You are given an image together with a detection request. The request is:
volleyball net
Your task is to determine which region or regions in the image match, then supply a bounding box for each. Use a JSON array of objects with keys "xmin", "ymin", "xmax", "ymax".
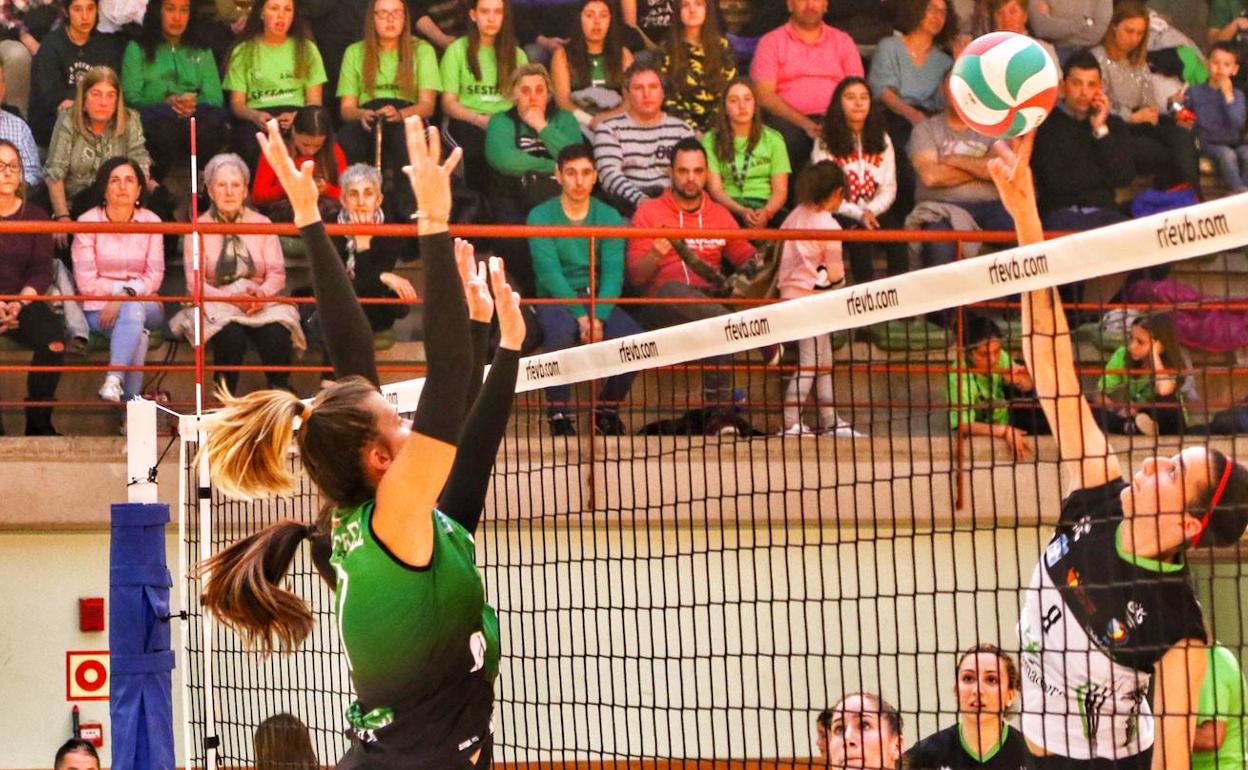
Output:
[{"xmin": 167, "ymin": 193, "xmax": 1248, "ymax": 768}]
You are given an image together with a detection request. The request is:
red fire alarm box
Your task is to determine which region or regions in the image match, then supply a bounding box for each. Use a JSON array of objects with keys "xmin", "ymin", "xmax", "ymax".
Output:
[
  {"xmin": 79, "ymin": 598, "xmax": 104, "ymax": 632},
  {"xmin": 79, "ymin": 722, "xmax": 104, "ymax": 748}
]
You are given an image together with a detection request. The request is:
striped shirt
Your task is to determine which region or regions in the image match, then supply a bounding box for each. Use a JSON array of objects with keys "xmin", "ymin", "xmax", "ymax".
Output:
[
  {"xmin": 591, "ymin": 112, "xmax": 693, "ymax": 206},
  {"xmin": 0, "ymin": 111, "xmax": 41, "ymax": 187}
]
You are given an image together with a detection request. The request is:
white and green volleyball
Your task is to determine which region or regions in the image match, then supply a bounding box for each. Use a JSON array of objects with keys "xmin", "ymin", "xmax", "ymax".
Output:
[{"xmin": 949, "ymin": 31, "xmax": 1060, "ymax": 138}]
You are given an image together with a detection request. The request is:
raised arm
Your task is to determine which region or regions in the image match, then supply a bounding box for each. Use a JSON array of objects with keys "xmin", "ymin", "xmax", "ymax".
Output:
[
  {"xmin": 438, "ymin": 257, "xmax": 525, "ymax": 534},
  {"xmin": 256, "ymin": 120, "xmax": 379, "ymax": 384},
  {"xmin": 990, "ymin": 134, "xmax": 1121, "ymax": 492}
]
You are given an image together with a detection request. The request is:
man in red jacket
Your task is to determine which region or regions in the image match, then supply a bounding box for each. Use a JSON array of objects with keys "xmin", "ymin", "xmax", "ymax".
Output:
[{"xmin": 626, "ymin": 137, "xmax": 760, "ymax": 436}]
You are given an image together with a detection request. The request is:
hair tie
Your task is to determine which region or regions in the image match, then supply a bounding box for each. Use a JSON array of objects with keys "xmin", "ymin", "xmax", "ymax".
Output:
[
  {"xmin": 303, "ymin": 523, "xmax": 318, "ymax": 540},
  {"xmin": 293, "ymin": 400, "xmax": 312, "ymax": 423},
  {"xmin": 1192, "ymin": 458, "xmax": 1235, "ymax": 549}
]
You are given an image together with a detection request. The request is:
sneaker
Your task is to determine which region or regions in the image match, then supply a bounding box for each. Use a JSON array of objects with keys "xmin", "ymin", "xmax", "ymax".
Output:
[
  {"xmin": 593, "ymin": 410, "xmax": 627, "ymax": 436},
  {"xmin": 704, "ymin": 414, "xmax": 739, "ymax": 437},
  {"xmin": 825, "ymin": 422, "xmax": 865, "ymax": 438},
  {"xmin": 549, "ymin": 412, "xmax": 577, "ymax": 436},
  {"xmin": 759, "ymin": 343, "xmax": 784, "ymax": 366},
  {"xmin": 98, "ymin": 375, "xmax": 123, "ymax": 402},
  {"xmin": 1133, "ymin": 412, "xmax": 1157, "ymax": 436},
  {"xmin": 778, "ymin": 423, "xmax": 818, "ymax": 437}
]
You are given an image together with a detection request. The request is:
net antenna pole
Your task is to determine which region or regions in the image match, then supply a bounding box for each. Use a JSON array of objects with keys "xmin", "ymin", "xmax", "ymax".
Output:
[{"xmin": 188, "ymin": 116, "xmax": 220, "ymax": 770}]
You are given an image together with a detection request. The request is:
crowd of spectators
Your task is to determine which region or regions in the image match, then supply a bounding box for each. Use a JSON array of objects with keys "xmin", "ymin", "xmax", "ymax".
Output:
[{"xmin": 0, "ymin": 0, "xmax": 1237, "ymax": 437}]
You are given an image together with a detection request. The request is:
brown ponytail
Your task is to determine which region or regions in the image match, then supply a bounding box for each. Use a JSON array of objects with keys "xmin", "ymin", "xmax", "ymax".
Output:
[{"xmin": 197, "ymin": 519, "xmax": 318, "ymax": 653}]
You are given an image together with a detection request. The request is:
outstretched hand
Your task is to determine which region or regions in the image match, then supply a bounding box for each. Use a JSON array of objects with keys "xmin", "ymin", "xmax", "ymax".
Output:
[
  {"xmin": 489, "ymin": 257, "xmax": 525, "ymax": 351},
  {"xmin": 256, "ymin": 120, "xmax": 322, "ymax": 228},
  {"xmin": 402, "ymin": 115, "xmax": 461, "ymax": 234},
  {"xmin": 456, "ymin": 238, "xmax": 493, "ymax": 322},
  {"xmin": 987, "ymin": 132, "xmax": 1042, "ymax": 241}
]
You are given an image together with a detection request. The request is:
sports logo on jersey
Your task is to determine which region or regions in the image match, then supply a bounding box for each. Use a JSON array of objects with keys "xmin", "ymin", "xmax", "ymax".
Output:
[
  {"xmin": 1105, "ymin": 618, "xmax": 1129, "ymax": 644},
  {"xmin": 1045, "ymin": 534, "xmax": 1071, "ymax": 567},
  {"xmin": 1066, "ymin": 568, "xmax": 1080, "ymax": 587},
  {"xmin": 1125, "ymin": 600, "xmax": 1147, "ymax": 628},
  {"xmin": 1072, "ymin": 515, "xmax": 1093, "ymax": 541},
  {"xmin": 468, "ymin": 630, "xmax": 487, "ymax": 673}
]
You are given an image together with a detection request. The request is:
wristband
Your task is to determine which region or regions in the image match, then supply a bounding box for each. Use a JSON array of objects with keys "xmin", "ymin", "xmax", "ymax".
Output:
[{"xmin": 54, "ymin": 213, "xmax": 70, "ymax": 221}]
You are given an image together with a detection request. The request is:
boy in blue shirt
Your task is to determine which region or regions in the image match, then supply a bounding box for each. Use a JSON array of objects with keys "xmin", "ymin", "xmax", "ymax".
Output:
[{"xmin": 1188, "ymin": 42, "xmax": 1248, "ymax": 192}]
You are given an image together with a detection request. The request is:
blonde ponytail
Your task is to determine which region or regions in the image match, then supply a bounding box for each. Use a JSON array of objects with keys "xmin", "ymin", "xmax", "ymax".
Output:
[{"xmin": 199, "ymin": 388, "xmax": 308, "ymax": 501}]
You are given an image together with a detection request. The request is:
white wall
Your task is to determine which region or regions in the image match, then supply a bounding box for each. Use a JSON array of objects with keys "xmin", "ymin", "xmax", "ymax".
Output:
[{"xmin": 0, "ymin": 532, "xmax": 184, "ymax": 770}]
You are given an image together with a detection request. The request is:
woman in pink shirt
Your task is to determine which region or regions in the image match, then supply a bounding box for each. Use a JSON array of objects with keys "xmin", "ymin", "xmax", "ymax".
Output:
[
  {"xmin": 776, "ymin": 161, "xmax": 861, "ymax": 438},
  {"xmin": 171, "ymin": 152, "xmax": 304, "ymax": 394},
  {"xmin": 72, "ymin": 157, "xmax": 165, "ymax": 402}
]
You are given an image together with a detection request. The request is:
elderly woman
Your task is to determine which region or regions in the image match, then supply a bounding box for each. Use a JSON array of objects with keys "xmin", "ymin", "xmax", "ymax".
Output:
[
  {"xmin": 43, "ymin": 66, "xmax": 154, "ymax": 240},
  {"xmin": 987, "ymin": 0, "xmax": 1059, "ymax": 65},
  {"xmin": 71, "ymin": 157, "xmax": 164, "ymax": 403},
  {"xmin": 1091, "ymin": 1, "xmax": 1199, "ymax": 191},
  {"xmin": 298, "ymin": 162, "xmax": 415, "ymax": 388},
  {"xmin": 333, "ymin": 163, "xmax": 416, "ymax": 333},
  {"xmin": 484, "ymin": 62, "xmax": 582, "ymax": 213},
  {"xmin": 0, "ymin": 139, "xmax": 63, "ymax": 436},
  {"xmin": 171, "ymin": 153, "xmax": 303, "ymax": 395}
]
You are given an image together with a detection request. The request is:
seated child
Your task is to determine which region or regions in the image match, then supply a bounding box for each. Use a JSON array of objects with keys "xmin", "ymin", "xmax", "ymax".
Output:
[
  {"xmin": 946, "ymin": 314, "xmax": 1045, "ymax": 460},
  {"xmin": 1093, "ymin": 312, "xmax": 1188, "ymax": 435},
  {"xmin": 1188, "ymin": 42, "xmax": 1248, "ymax": 193}
]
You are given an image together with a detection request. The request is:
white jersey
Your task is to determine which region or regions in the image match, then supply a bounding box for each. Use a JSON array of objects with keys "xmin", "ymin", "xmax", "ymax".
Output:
[
  {"xmin": 1018, "ymin": 560, "xmax": 1153, "ymax": 760},
  {"xmin": 1016, "ymin": 480, "xmax": 1206, "ymax": 761}
]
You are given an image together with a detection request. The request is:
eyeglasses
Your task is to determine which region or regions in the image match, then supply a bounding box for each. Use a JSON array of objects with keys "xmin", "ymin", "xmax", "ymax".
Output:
[
  {"xmin": 374, "ymin": 9, "xmax": 403, "ymax": 20},
  {"xmin": 0, "ymin": 161, "xmax": 21, "ymax": 175}
]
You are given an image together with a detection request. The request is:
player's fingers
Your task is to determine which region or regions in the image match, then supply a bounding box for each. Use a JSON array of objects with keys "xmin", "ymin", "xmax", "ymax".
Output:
[
  {"xmin": 440, "ymin": 146, "xmax": 463, "ymax": 177},
  {"xmin": 404, "ymin": 114, "xmax": 428, "ymax": 165}
]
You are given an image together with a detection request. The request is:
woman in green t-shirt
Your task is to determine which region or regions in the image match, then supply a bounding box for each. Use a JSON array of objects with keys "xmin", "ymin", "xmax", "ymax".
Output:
[
  {"xmin": 122, "ymin": 0, "xmax": 227, "ymax": 183},
  {"xmin": 550, "ymin": 0, "xmax": 634, "ymax": 132},
  {"xmin": 440, "ymin": 0, "xmax": 526, "ymax": 192},
  {"xmin": 703, "ymin": 78, "xmax": 789, "ymax": 228},
  {"xmin": 337, "ymin": 0, "xmax": 442, "ymax": 174},
  {"xmin": 222, "ymin": 0, "xmax": 327, "ymax": 166}
]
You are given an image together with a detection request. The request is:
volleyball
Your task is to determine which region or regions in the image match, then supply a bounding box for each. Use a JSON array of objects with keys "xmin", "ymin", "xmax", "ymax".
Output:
[{"xmin": 949, "ymin": 31, "xmax": 1060, "ymax": 138}]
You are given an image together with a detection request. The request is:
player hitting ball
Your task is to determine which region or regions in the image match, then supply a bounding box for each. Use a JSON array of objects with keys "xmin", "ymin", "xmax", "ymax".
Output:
[
  {"xmin": 197, "ymin": 115, "xmax": 525, "ymax": 769},
  {"xmin": 979, "ymin": 125, "xmax": 1248, "ymax": 770}
]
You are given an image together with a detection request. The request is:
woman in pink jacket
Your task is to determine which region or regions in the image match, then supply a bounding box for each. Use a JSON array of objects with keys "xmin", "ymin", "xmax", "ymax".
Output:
[
  {"xmin": 72, "ymin": 157, "xmax": 165, "ymax": 403},
  {"xmin": 171, "ymin": 153, "xmax": 304, "ymax": 394}
]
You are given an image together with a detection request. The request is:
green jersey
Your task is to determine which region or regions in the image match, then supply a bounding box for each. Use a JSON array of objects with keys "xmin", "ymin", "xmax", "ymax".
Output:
[
  {"xmin": 330, "ymin": 500, "xmax": 499, "ymax": 763},
  {"xmin": 1193, "ymin": 645, "xmax": 1248, "ymax": 770},
  {"xmin": 947, "ymin": 348, "xmax": 1013, "ymax": 429},
  {"xmin": 439, "ymin": 36, "xmax": 528, "ymax": 115},
  {"xmin": 336, "ymin": 39, "xmax": 442, "ymax": 103},
  {"xmin": 222, "ymin": 37, "xmax": 327, "ymax": 109}
]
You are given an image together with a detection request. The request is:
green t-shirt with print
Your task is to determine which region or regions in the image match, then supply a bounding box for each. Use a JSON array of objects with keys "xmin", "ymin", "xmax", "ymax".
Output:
[
  {"xmin": 1193, "ymin": 645, "xmax": 1247, "ymax": 770},
  {"xmin": 336, "ymin": 39, "xmax": 442, "ymax": 103},
  {"xmin": 947, "ymin": 348, "xmax": 1013, "ymax": 429},
  {"xmin": 439, "ymin": 35, "xmax": 528, "ymax": 115},
  {"xmin": 702, "ymin": 126, "xmax": 791, "ymax": 205},
  {"xmin": 222, "ymin": 37, "xmax": 327, "ymax": 109}
]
